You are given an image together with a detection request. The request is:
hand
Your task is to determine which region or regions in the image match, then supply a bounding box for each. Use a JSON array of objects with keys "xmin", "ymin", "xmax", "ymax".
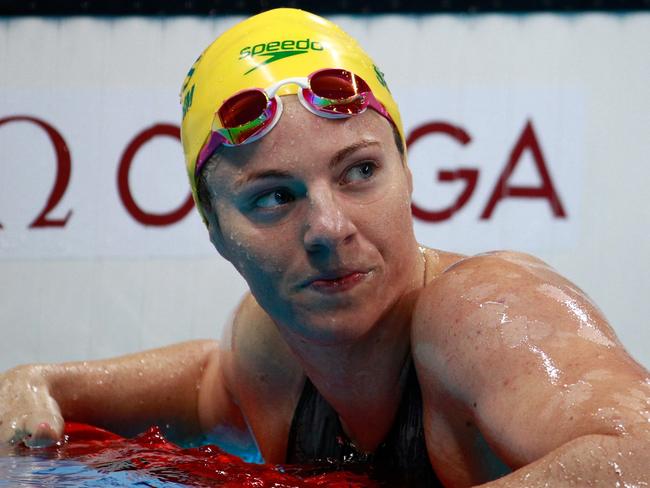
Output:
[{"xmin": 0, "ymin": 365, "xmax": 64, "ymax": 447}]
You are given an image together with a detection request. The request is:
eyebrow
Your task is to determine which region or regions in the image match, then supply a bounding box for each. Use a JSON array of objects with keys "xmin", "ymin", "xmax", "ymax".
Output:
[
  {"xmin": 233, "ymin": 169, "xmax": 293, "ymax": 190},
  {"xmin": 329, "ymin": 139, "xmax": 381, "ymax": 169},
  {"xmin": 233, "ymin": 139, "xmax": 381, "ymax": 190}
]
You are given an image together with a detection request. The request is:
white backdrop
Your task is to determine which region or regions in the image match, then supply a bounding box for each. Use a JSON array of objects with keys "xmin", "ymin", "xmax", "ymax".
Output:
[{"xmin": 1, "ymin": 13, "xmax": 648, "ymax": 370}]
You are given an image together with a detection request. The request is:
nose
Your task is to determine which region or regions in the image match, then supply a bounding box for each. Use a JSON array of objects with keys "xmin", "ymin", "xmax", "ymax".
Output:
[{"xmin": 302, "ymin": 184, "xmax": 357, "ymax": 255}]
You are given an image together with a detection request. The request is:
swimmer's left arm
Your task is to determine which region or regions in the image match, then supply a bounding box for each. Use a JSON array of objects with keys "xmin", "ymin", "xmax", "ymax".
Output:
[{"xmin": 413, "ymin": 251, "xmax": 650, "ymax": 487}]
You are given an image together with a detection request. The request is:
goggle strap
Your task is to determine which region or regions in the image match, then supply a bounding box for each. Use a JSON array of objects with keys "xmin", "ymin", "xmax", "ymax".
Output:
[{"xmin": 196, "ymin": 132, "xmax": 226, "ymax": 176}]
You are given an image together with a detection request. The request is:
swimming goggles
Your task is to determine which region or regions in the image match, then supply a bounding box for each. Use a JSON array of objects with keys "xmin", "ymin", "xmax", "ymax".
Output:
[{"xmin": 195, "ymin": 68, "xmax": 394, "ymax": 176}]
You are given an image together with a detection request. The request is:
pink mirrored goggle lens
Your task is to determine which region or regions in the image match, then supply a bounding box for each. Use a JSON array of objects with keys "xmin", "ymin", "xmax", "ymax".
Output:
[{"xmin": 303, "ymin": 69, "xmax": 371, "ymax": 115}]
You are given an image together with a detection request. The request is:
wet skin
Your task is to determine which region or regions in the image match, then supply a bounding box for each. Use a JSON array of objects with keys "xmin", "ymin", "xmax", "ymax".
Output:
[
  {"xmin": 198, "ymin": 97, "xmax": 650, "ymax": 485},
  {"xmin": 1, "ymin": 96, "xmax": 649, "ymax": 487},
  {"xmin": 412, "ymin": 254, "xmax": 650, "ymax": 486}
]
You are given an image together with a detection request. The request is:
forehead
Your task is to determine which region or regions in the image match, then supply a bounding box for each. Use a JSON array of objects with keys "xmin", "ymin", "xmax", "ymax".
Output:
[{"xmin": 203, "ymin": 95, "xmax": 397, "ymax": 187}]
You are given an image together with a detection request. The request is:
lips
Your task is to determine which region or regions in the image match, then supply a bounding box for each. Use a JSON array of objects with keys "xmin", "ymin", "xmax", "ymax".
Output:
[{"xmin": 303, "ymin": 269, "xmax": 371, "ymax": 293}]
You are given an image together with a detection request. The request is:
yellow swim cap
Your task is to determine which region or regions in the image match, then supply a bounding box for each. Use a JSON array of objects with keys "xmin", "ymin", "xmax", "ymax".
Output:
[{"xmin": 179, "ymin": 8, "xmax": 404, "ymax": 221}]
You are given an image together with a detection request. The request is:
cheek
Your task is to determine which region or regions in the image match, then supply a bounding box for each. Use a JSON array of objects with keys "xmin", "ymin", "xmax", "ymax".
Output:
[
  {"xmin": 352, "ymin": 181, "xmax": 414, "ymax": 266},
  {"xmin": 372, "ymin": 176, "xmax": 414, "ymax": 235},
  {"xmin": 375, "ymin": 179, "xmax": 416, "ymax": 262},
  {"xmin": 217, "ymin": 212, "xmax": 292, "ymax": 289}
]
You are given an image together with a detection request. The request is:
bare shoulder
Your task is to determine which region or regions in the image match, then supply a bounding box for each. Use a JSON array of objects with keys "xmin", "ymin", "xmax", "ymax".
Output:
[
  {"xmin": 412, "ymin": 249, "xmax": 641, "ymax": 391},
  {"xmin": 412, "ymin": 250, "xmax": 649, "ymax": 469},
  {"xmin": 413, "ymin": 249, "xmax": 617, "ymax": 351}
]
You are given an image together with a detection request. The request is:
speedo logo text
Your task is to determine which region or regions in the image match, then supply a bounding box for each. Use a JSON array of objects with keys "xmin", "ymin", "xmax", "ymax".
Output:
[{"xmin": 239, "ymin": 38, "xmax": 324, "ymax": 74}]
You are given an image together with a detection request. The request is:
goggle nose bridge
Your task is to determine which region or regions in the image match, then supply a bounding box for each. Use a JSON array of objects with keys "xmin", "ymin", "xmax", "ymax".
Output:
[
  {"xmin": 266, "ymin": 76, "xmax": 356, "ymax": 120},
  {"xmin": 265, "ymin": 76, "xmax": 310, "ymax": 98}
]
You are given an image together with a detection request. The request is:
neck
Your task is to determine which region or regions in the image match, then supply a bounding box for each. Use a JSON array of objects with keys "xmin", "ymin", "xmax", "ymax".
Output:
[{"xmin": 296, "ymin": 287, "xmax": 416, "ymax": 388}]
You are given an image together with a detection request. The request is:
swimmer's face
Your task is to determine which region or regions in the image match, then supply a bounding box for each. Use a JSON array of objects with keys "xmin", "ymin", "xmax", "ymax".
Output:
[{"xmin": 202, "ymin": 96, "xmax": 420, "ymax": 344}]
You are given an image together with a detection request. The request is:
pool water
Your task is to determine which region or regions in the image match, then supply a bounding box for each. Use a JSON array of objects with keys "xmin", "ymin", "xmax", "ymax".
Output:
[{"xmin": 0, "ymin": 423, "xmax": 377, "ymax": 487}]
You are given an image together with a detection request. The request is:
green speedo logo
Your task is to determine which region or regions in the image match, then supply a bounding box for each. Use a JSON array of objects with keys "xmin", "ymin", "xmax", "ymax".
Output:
[{"xmin": 240, "ymin": 38, "xmax": 324, "ymax": 75}]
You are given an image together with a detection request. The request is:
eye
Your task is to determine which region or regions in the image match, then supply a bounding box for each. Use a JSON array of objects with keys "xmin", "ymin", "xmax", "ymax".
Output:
[
  {"xmin": 343, "ymin": 161, "xmax": 376, "ymax": 183},
  {"xmin": 254, "ymin": 189, "xmax": 295, "ymax": 209}
]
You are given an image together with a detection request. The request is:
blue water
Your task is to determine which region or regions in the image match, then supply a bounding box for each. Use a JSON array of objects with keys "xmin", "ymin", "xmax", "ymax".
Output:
[{"xmin": 0, "ymin": 454, "xmax": 187, "ymax": 487}]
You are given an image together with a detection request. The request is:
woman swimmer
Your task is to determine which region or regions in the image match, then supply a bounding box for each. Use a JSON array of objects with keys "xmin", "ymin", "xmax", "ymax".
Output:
[{"xmin": 1, "ymin": 8, "xmax": 649, "ymax": 487}]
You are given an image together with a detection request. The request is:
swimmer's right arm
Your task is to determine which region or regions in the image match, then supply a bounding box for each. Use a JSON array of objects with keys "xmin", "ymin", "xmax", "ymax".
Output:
[{"xmin": 0, "ymin": 339, "xmax": 249, "ymax": 448}]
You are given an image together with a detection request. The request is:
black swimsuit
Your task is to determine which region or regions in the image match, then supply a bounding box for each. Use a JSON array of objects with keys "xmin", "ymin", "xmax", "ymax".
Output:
[{"xmin": 286, "ymin": 361, "xmax": 443, "ymax": 487}]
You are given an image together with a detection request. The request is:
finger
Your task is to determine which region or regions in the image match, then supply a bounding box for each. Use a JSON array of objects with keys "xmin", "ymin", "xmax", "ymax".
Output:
[
  {"xmin": 23, "ymin": 423, "xmax": 58, "ymax": 448},
  {"xmin": 23, "ymin": 412, "xmax": 64, "ymax": 448}
]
